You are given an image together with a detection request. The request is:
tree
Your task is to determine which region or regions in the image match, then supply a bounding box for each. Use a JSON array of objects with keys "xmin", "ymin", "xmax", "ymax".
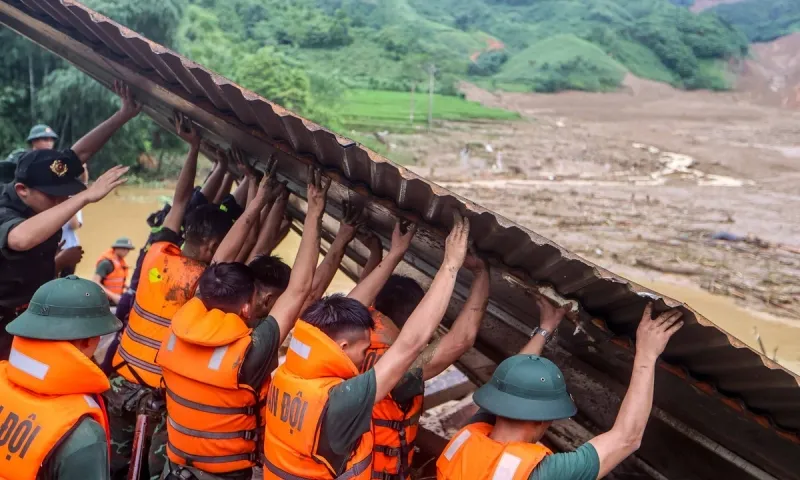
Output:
[{"xmin": 234, "ymin": 47, "xmax": 312, "ymax": 112}]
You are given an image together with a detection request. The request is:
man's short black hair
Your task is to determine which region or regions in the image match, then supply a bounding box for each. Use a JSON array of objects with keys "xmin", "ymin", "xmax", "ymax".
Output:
[
  {"xmin": 303, "ymin": 294, "xmax": 375, "ymax": 339},
  {"xmin": 375, "ymin": 275, "xmax": 425, "ymax": 327},
  {"xmin": 248, "ymin": 255, "xmax": 291, "ymax": 292},
  {"xmin": 184, "ymin": 204, "xmax": 232, "ymax": 246},
  {"xmin": 198, "ymin": 262, "xmax": 255, "ymax": 313}
]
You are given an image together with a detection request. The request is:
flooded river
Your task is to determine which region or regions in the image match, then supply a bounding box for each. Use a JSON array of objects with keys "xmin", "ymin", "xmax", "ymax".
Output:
[{"xmin": 78, "ymin": 187, "xmax": 799, "ymax": 374}]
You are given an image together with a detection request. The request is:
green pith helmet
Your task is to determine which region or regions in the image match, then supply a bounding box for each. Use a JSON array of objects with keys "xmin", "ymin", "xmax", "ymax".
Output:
[
  {"xmin": 111, "ymin": 237, "xmax": 135, "ymax": 250},
  {"xmin": 6, "ymin": 276, "xmax": 122, "ymax": 340},
  {"xmin": 473, "ymin": 355, "xmax": 577, "ymax": 422},
  {"xmin": 26, "ymin": 124, "xmax": 58, "ymax": 142},
  {"xmin": 0, "ymin": 161, "xmax": 16, "ymax": 183}
]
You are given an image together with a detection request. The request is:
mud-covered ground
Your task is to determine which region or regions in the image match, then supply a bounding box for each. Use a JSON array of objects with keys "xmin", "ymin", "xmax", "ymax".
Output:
[{"xmin": 381, "ymin": 77, "xmax": 800, "ymax": 320}]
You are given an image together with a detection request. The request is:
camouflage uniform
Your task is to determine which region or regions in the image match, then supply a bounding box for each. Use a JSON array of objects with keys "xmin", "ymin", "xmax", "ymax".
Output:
[{"xmin": 105, "ymin": 374, "xmax": 168, "ymax": 480}]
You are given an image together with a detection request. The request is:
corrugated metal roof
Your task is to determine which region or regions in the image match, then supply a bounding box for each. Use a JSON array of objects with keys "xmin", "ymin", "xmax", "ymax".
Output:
[{"xmin": 2, "ymin": 1, "xmax": 799, "ymax": 478}]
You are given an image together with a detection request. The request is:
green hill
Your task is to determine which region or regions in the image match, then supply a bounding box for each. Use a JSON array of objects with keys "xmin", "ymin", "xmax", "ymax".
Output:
[
  {"xmin": 492, "ymin": 34, "xmax": 627, "ymax": 92},
  {"xmin": 176, "ymin": 0, "xmax": 749, "ymax": 94},
  {"xmin": 710, "ymin": 0, "xmax": 800, "ymax": 43}
]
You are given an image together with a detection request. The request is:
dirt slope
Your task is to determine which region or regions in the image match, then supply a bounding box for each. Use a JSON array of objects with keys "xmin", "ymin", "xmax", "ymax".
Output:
[{"xmin": 735, "ymin": 32, "xmax": 800, "ymax": 109}]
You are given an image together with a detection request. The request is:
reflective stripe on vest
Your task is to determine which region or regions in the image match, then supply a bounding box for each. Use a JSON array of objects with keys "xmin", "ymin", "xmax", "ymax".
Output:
[
  {"xmin": 264, "ymin": 454, "xmax": 373, "ymax": 480},
  {"xmin": 112, "ymin": 242, "xmax": 205, "ymax": 388},
  {"xmin": 0, "ymin": 340, "xmax": 111, "ymax": 479},
  {"xmin": 157, "ymin": 300, "xmax": 260, "ymax": 474},
  {"xmin": 98, "ymin": 250, "xmax": 128, "ymax": 295},
  {"xmin": 436, "ymin": 424, "xmax": 552, "ymax": 480},
  {"xmin": 264, "ymin": 321, "xmax": 373, "ymax": 480}
]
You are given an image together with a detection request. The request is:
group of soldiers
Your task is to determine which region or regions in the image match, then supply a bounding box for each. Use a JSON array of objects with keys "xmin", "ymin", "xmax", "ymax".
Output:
[{"xmin": 0, "ymin": 82, "xmax": 684, "ymax": 480}]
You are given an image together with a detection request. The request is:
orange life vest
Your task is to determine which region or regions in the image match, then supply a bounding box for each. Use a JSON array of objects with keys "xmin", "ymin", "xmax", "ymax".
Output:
[
  {"xmin": 96, "ymin": 249, "xmax": 129, "ymax": 295},
  {"xmin": 112, "ymin": 242, "xmax": 206, "ymax": 387},
  {"xmin": 365, "ymin": 309, "xmax": 424, "ymax": 480},
  {"xmin": 157, "ymin": 298, "xmax": 263, "ymax": 474},
  {"xmin": 436, "ymin": 423, "xmax": 552, "ymax": 480},
  {"xmin": 0, "ymin": 337, "xmax": 111, "ymax": 479},
  {"xmin": 263, "ymin": 320, "xmax": 374, "ymax": 480}
]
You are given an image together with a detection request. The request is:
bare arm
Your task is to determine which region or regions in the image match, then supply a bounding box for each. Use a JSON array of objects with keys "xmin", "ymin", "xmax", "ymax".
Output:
[
  {"xmin": 589, "ymin": 305, "xmax": 683, "ymax": 479},
  {"xmin": 7, "ymin": 167, "xmax": 128, "ymax": 251},
  {"xmin": 372, "ymin": 214, "xmax": 470, "ymax": 402},
  {"xmin": 247, "ymin": 186, "xmax": 289, "ymax": 262},
  {"xmin": 200, "ymin": 152, "xmax": 228, "ymax": 202},
  {"xmin": 162, "ymin": 116, "xmax": 201, "ymax": 234},
  {"xmin": 301, "ymin": 203, "xmax": 365, "ymax": 311},
  {"xmin": 92, "ymin": 274, "xmax": 122, "ymax": 304},
  {"xmin": 216, "ymin": 172, "xmax": 236, "ymax": 205},
  {"xmin": 348, "ymin": 222, "xmax": 416, "ymax": 307},
  {"xmin": 237, "ymin": 202, "xmax": 270, "ymax": 263},
  {"xmin": 422, "ymin": 256, "xmax": 489, "ymax": 380},
  {"xmin": 230, "ymin": 176, "xmax": 248, "ymax": 207},
  {"xmin": 71, "ymin": 81, "xmax": 141, "ymax": 164},
  {"xmin": 358, "ymin": 233, "xmax": 382, "ymax": 282},
  {"xmin": 269, "ymin": 168, "xmax": 329, "ymax": 343},
  {"xmin": 213, "ymin": 171, "xmax": 272, "ymax": 264}
]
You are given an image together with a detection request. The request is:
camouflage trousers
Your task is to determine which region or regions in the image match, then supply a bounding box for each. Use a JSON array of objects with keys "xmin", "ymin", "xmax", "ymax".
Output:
[{"xmin": 104, "ymin": 374, "xmax": 169, "ymax": 480}]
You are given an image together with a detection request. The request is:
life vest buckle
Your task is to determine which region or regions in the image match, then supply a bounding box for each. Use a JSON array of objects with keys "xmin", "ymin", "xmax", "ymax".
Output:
[{"xmin": 244, "ymin": 429, "xmax": 258, "ymax": 441}]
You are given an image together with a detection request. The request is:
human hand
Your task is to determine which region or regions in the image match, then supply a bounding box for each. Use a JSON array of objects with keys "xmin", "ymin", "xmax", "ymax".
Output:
[
  {"xmin": 253, "ymin": 156, "xmax": 278, "ymax": 206},
  {"xmin": 534, "ymin": 295, "xmax": 568, "ymax": 333},
  {"xmin": 358, "ymin": 231, "xmax": 382, "ymax": 254},
  {"xmin": 635, "ymin": 303, "xmax": 683, "ymax": 362},
  {"xmin": 114, "ymin": 80, "xmax": 142, "ymax": 119},
  {"xmin": 463, "ymin": 251, "xmax": 487, "ymax": 274},
  {"xmin": 81, "ymin": 166, "xmax": 129, "ymax": 203},
  {"xmin": 306, "ymin": 166, "xmax": 330, "ymax": 219},
  {"xmin": 174, "ymin": 113, "xmax": 201, "ymax": 148},
  {"xmin": 55, "ymin": 246, "xmax": 84, "ymax": 269},
  {"xmin": 389, "ymin": 221, "xmax": 416, "ymax": 255},
  {"xmin": 443, "ymin": 212, "xmax": 470, "ymax": 268},
  {"xmin": 339, "ymin": 201, "xmax": 368, "ymax": 242}
]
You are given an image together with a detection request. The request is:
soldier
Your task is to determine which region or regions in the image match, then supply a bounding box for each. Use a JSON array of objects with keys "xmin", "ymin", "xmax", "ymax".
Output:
[
  {"xmin": 437, "ymin": 303, "xmax": 683, "ymax": 480},
  {"xmin": 0, "ymin": 275, "xmax": 122, "ymax": 479},
  {"xmin": 262, "ymin": 213, "xmax": 470, "ymax": 480},
  {"xmin": 0, "ymin": 150, "xmax": 128, "ymax": 360},
  {"xmin": 93, "ymin": 237, "xmax": 135, "ymax": 305}
]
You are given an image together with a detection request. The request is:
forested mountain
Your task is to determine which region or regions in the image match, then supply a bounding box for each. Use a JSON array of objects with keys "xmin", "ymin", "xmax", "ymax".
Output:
[
  {"xmin": 710, "ymin": 0, "xmax": 800, "ymax": 43},
  {"xmin": 1, "ymin": 0, "xmax": 792, "ymax": 172}
]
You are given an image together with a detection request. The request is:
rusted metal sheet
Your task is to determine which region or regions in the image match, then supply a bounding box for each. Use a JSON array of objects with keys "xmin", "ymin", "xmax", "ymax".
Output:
[{"xmin": 2, "ymin": 1, "xmax": 799, "ymax": 478}]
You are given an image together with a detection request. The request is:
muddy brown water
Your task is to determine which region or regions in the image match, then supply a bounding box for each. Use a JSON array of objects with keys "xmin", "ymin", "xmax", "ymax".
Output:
[{"xmin": 77, "ymin": 187, "xmax": 798, "ymax": 374}]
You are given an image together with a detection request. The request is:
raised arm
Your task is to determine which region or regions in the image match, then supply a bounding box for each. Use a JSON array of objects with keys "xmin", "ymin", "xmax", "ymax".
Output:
[
  {"xmin": 301, "ymin": 202, "xmax": 366, "ymax": 311},
  {"xmin": 217, "ymin": 172, "xmax": 237, "ymax": 205},
  {"xmin": 213, "ymin": 159, "xmax": 276, "ymax": 264},
  {"xmin": 200, "ymin": 150, "xmax": 229, "ymax": 202},
  {"xmin": 357, "ymin": 233, "xmax": 382, "ymax": 282},
  {"xmin": 372, "ymin": 214, "xmax": 470, "ymax": 402},
  {"xmin": 71, "ymin": 81, "xmax": 142, "ymax": 164},
  {"xmin": 162, "ymin": 116, "xmax": 201, "ymax": 234},
  {"xmin": 247, "ymin": 184, "xmax": 289, "ymax": 262},
  {"xmin": 7, "ymin": 166, "xmax": 127, "ymax": 251},
  {"xmin": 589, "ymin": 304, "xmax": 683, "ymax": 479},
  {"xmin": 421, "ymin": 255, "xmax": 490, "ymax": 380},
  {"xmin": 269, "ymin": 167, "xmax": 329, "ymax": 343},
  {"xmin": 519, "ymin": 295, "xmax": 569, "ymax": 356},
  {"xmin": 348, "ymin": 222, "xmax": 415, "ymax": 307}
]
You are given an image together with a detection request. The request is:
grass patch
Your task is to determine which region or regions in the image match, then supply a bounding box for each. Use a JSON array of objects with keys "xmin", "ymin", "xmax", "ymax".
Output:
[
  {"xmin": 494, "ymin": 34, "xmax": 628, "ymax": 92},
  {"xmin": 337, "ymin": 89, "xmax": 520, "ymax": 132}
]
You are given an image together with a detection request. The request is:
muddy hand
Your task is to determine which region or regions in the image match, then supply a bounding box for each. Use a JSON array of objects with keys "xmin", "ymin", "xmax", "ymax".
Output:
[
  {"xmin": 534, "ymin": 295, "xmax": 568, "ymax": 333},
  {"xmin": 114, "ymin": 80, "xmax": 142, "ymax": 118},
  {"xmin": 390, "ymin": 220, "xmax": 416, "ymax": 255},
  {"xmin": 340, "ymin": 200, "xmax": 368, "ymax": 241},
  {"xmin": 444, "ymin": 211, "xmax": 470, "ymax": 268},
  {"xmin": 173, "ymin": 113, "xmax": 201, "ymax": 147},
  {"xmin": 636, "ymin": 303, "xmax": 683, "ymax": 361},
  {"xmin": 306, "ymin": 166, "xmax": 330, "ymax": 219}
]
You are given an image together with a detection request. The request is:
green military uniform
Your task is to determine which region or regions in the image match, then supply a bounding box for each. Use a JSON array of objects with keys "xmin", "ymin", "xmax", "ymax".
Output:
[
  {"xmin": 0, "ymin": 149, "xmax": 87, "ymax": 360},
  {"xmin": 3, "ymin": 276, "xmax": 122, "ymax": 480},
  {"xmin": 464, "ymin": 355, "xmax": 600, "ymax": 479}
]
